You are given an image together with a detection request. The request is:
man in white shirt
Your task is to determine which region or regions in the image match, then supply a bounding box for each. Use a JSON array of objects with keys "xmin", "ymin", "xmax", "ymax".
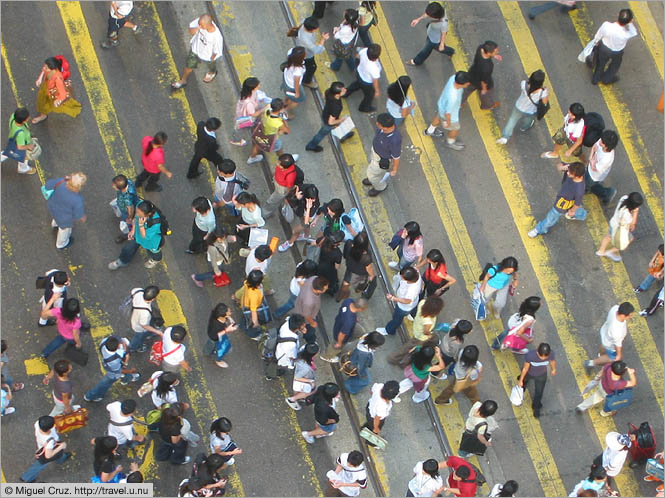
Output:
[
  {"xmin": 20, "ymin": 416, "xmax": 71, "ymax": 482},
  {"xmin": 585, "ymin": 130, "xmax": 618, "ymax": 205},
  {"xmin": 101, "ymin": 1, "xmax": 140, "ymax": 49},
  {"xmin": 585, "ymin": 302, "xmax": 634, "ymax": 372},
  {"xmin": 172, "ymin": 14, "xmax": 224, "ymax": 89},
  {"xmin": 107, "ymin": 399, "xmax": 145, "ymax": 449},
  {"xmin": 161, "ymin": 326, "xmax": 192, "ymax": 373},
  {"xmin": 363, "ymin": 381, "xmax": 400, "ymax": 438},
  {"xmin": 590, "ymin": 9, "xmax": 637, "ymax": 85},
  {"xmin": 273, "ymin": 315, "xmax": 306, "ymax": 378},
  {"xmin": 128, "ymin": 286, "xmax": 162, "ymax": 353},
  {"xmin": 345, "ymin": 44, "xmax": 382, "ymax": 112},
  {"xmin": 594, "ymin": 432, "xmax": 635, "ymax": 493},
  {"xmin": 376, "ymin": 266, "xmax": 422, "ymax": 336}
]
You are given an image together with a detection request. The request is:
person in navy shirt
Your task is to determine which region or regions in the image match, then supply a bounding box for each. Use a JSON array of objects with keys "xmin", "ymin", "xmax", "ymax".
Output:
[{"xmin": 320, "ymin": 298, "xmax": 368, "ymax": 363}]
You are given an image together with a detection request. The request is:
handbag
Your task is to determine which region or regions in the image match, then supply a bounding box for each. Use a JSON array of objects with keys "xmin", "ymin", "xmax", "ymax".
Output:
[
  {"xmin": 4, "ymin": 128, "xmax": 27, "ymax": 162},
  {"xmin": 137, "ymin": 380, "xmax": 154, "ymax": 398},
  {"xmin": 388, "ymin": 230, "xmax": 403, "ymax": 250},
  {"xmin": 213, "ymin": 272, "xmax": 231, "ymax": 287},
  {"xmin": 242, "ymin": 299, "xmax": 272, "ymax": 329},
  {"xmin": 361, "ymin": 277, "xmax": 378, "ymax": 300},
  {"xmin": 216, "ymin": 334, "xmax": 232, "ymax": 360},
  {"xmin": 149, "ymin": 341, "xmax": 182, "ymax": 366},
  {"xmin": 41, "ymin": 178, "xmax": 67, "ymax": 201},
  {"xmin": 54, "ymin": 407, "xmax": 89, "ymax": 433},
  {"xmin": 578, "ymin": 39, "xmax": 597, "ymax": 63},
  {"xmin": 339, "ymin": 351, "xmax": 358, "ymax": 376},
  {"xmin": 281, "ymin": 202, "xmax": 295, "ymax": 223},
  {"xmin": 459, "ymin": 422, "xmax": 490, "ymax": 456},
  {"xmin": 510, "ymin": 384, "xmax": 524, "ymax": 406},
  {"xmin": 331, "ymin": 31, "xmax": 358, "ymax": 59},
  {"xmin": 603, "ymin": 387, "xmax": 633, "ymax": 412},
  {"xmin": 646, "ymin": 458, "xmax": 664, "ymax": 481},
  {"xmin": 251, "ymin": 118, "xmax": 278, "ymax": 153},
  {"xmin": 527, "ymin": 87, "xmax": 550, "ymax": 121},
  {"xmin": 235, "ymin": 115, "xmax": 254, "ymax": 129},
  {"xmin": 26, "ymin": 138, "xmax": 42, "ymax": 161},
  {"xmin": 612, "ymin": 224, "xmax": 631, "ymax": 251},
  {"xmin": 64, "ymin": 343, "xmax": 89, "ymax": 367}
]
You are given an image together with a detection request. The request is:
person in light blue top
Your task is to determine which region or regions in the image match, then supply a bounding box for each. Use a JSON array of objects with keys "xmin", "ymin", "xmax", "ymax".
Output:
[
  {"xmin": 108, "ymin": 200, "xmax": 164, "ymax": 270},
  {"xmin": 479, "ymin": 256, "xmax": 519, "ymax": 319},
  {"xmin": 424, "ymin": 71, "xmax": 471, "ymax": 150},
  {"xmin": 187, "ymin": 196, "xmax": 216, "ymax": 254}
]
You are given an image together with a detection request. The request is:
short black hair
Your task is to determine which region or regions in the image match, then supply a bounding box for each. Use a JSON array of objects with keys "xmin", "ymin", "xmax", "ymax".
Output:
[
  {"xmin": 601, "ymin": 130, "xmax": 619, "ymax": 151},
  {"xmin": 278, "ymin": 153, "xmax": 295, "ymax": 167},
  {"xmin": 569, "ymin": 102, "xmax": 585, "ymax": 120},
  {"xmin": 288, "ymin": 314, "xmax": 306, "ymax": 331},
  {"xmin": 54, "ymin": 359, "xmax": 70, "ymax": 376},
  {"xmin": 14, "ymin": 107, "xmax": 30, "ymax": 124},
  {"xmin": 170, "ymin": 326, "xmax": 188, "ymax": 343},
  {"xmin": 425, "ymin": 2, "xmax": 444, "ymax": 19},
  {"xmin": 381, "ymin": 380, "xmax": 400, "ymax": 399},
  {"xmin": 52, "ymin": 271, "xmax": 68, "ymax": 286},
  {"xmin": 218, "ymin": 159, "xmax": 237, "ymax": 175},
  {"xmin": 377, "ymin": 113, "xmax": 394, "ymax": 128},
  {"xmin": 192, "ymin": 196, "xmax": 211, "ymax": 213},
  {"xmin": 38, "ymin": 415, "xmax": 55, "ymax": 431},
  {"xmin": 144, "ymin": 285, "xmax": 160, "ymax": 301},
  {"xmin": 611, "ymin": 360, "xmax": 627, "ymax": 376},
  {"xmin": 400, "ymin": 266, "xmax": 419, "ymax": 282},
  {"xmin": 255, "ymin": 244, "xmax": 272, "ymax": 262},
  {"xmin": 618, "ymin": 302, "xmax": 635, "ymax": 316},
  {"xmin": 537, "ymin": 343, "xmax": 551, "ymax": 356},
  {"xmin": 206, "ymin": 117, "xmax": 221, "ymax": 130},
  {"xmin": 454, "ymin": 71, "xmax": 471, "ymax": 85},
  {"xmin": 618, "ymin": 8, "xmax": 633, "ymax": 25},
  {"xmin": 347, "ymin": 450, "xmax": 364, "ymax": 466},
  {"xmin": 367, "ymin": 43, "xmax": 381, "ymax": 60},
  {"xmin": 121, "ymin": 399, "xmax": 137, "ymax": 415},
  {"xmin": 270, "ymin": 98, "xmax": 284, "ymax": 112},
  {"xmin": 303, "ymin": 16, "xmax": 319, "ymax": 31},
  {"xmin": 126, "ymin": 471, "xmax": 144, "ymax": 483},
  {"xmin": 113, "ymin": 174, "xmax": 128, "ymax": 189}
]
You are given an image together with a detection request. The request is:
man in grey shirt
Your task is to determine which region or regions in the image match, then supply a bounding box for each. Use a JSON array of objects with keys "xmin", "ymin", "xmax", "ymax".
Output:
[
  {"xmin": 294, "ymin": 276, "xmax": 329, "ymax": 344},
  {"xmin": 407, "ymin": 2, "xmax": 454, "ymax": 66},
  {"xmin": 296, "ymin": 17, "xmax": 330, "ymax": 89}
]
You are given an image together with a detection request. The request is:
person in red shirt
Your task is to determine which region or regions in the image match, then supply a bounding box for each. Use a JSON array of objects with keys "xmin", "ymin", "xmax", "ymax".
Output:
[
  {"xmin": 135, "ymin": 132, "xmax": 173, "ymax": 192},
  {"xmin": 416, "ymin": 248, "xmax": 457, "ymax": 298},
  {"xmin": 263, "ymin": 153, "xmax": 300, "ymax": 218},
  {"xmin": 441, "ymin": 456, "xmax": 477, "ymax": 497}
]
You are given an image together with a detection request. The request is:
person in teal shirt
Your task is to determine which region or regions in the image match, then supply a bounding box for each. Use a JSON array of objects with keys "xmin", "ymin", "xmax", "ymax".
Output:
[
  {"xmin": 1, "ymin": 107, "xmax": 37, "ymax": 174},
  {"xmin": 479, "ymin": 256, "xmax": 519, "ymax": 319},
  {"xmin": 108, "ymin": 200, "xmax": 164, "ymax": 270}
]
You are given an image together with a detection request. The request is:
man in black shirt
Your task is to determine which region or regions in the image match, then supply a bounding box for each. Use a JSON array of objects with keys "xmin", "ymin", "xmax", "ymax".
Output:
[
  {"xmin": 461, "ymin": 41, "xmax": 501, "ymax": 110},
  {"xmin": 305, "ymin": 82, "xmax": 353, "ymax": 153},
  {"xmin": 187, "ymin": 117, "xmax": 222, "ymax": 179}
]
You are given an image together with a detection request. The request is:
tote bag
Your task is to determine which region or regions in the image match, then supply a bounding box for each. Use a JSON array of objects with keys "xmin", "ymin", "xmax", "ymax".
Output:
[{"xmin": 459, "ymin": 422, "xmax": 490, "ymax": 456}]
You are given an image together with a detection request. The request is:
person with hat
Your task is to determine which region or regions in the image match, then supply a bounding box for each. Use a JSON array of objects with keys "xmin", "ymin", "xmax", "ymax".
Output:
[
  {"xmin": 362, "ymin": 113, "xmax": 402, "ymax": 197},
  {"xmin": 594, "ymin": 431, "xmax": 636, "ymax": 493}
]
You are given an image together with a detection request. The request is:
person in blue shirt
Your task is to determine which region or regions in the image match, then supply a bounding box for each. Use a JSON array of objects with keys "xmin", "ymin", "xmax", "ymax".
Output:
[
  {"xmin": 479, "ymin": 256, "xmax": 519, "ymax": 319},
  {"xmin": 320, "ymin": 298, "xmax": 369, "ymax": 363},
  {"xmin": 111, "ymin": 174, "xmax": 139, "ymax": 244},
  {"xmin": 46, "ymin": 173, "xmax": 87, "ymax": 250},
  {"xmin": 424, "ymin": 71, "xmax": 471, "ymax": 150},
  {"xmin": 108, "ymin": 200, "xmax": 164, "ymax": 270}
]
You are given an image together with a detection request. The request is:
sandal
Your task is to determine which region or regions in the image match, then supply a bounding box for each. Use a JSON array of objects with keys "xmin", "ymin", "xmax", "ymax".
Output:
[
  {"xmin": 31, "ymin": 115, "xmax": 47, "ymax": 124},
  {"xmin": 11, "ymin": 382, "xmax": 24, "ymax": 392},
  {"xmin": 202, "ymin": 72, "xmax": 218, "ymax": 83},
  {"xmin": 405, "ymin": 59, "xmax": 416, "ymax": 66},
  {"xmin": 171, "ymin": 81, "xmax": 187, "ymax": 90},
  {"xmin": 540, "ymin": 151, "xmax": 558, "ymax": 159}
]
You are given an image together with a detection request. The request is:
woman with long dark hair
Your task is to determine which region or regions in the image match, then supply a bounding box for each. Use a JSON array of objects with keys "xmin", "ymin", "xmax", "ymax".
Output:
[
  {"xmin": 156, "ymin": 404, "xmax": 190, "ymax": 465},
  {"xmin": 492, "ymin": 296, "xmax": 541, "ymax": 353},
  {"xmin": 205, "ymin": 303, "xmax": 237, "ymax": 368},
  {"xmin": 231, "ymin": 77, "xmax": 267, "ymax": 147},
  {"xmin": 282, "ymin": 46, "xmax": 307, "ymax": 115},
  {"xmin": 279, "ymin": 184, "xmax": 321, "ymax": 253},
  {"xmin": 416, "ymin": 249, "xmax": 457, "ymax": 298},
  {"xmin": 149, "ymin": 371, "xmax": 180, "ymax": 408},
  {"xmin": 232, "ymin": 192, "xmax": 265, "ymax": 247},
  {"xmin": 286, "ymin": 343, "xmax": 320, "ymax": 410},
  {"xmin": 434, "ymin": 344, "xmax": 483, "ymax": 405},
  {"xmin": 135, "ymin": 131, "xmax": 172, "ymax": 192},
  {"xmin": 338, "ymin": 231, "xmax": 376, "ymax": 302},
  {"xmin": 305, "ymin": 82, "xmax": 349, "ymax": 153},
  {"xmin": 316, "ymin": 231, "xmax": 345, "ymax": 297},
  {"xmin": 328, "ymin": 9, "xmax": 359, "ymax": 72},
  {"xmin": 90, "ymin": 436, "xmax": 124, "ymax": 483},
  {"xmin": 387, "ymin": 296, "xmax": 444, "ymax": 367},
  {"xmin": 302, "ymin": 382, "xmax": 340, "ymax": 444},
  {"xmin": 479, "ymin": 256, "xmax": 519, "ymax": 318},
  {"xmin": 386, "ymin": 76, "xmax": 416, "ymax": 127},
  {"xmin": 398, "ymin": 345, "xmax": 445, "ymax": 403},
  {"xmin": 389, "ymin": 221, "xmax": 424, "ymax": 270},
  {"xmin": 497, "ymin": 69, "xmax": 549, "ymax": 144},
  {"xmin": 32, "ymin": 56, "xmax": 82, "ymax": 124}
]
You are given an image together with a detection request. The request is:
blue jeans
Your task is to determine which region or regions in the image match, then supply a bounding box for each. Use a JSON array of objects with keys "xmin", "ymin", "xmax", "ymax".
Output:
[
  {"xmin": 638, "ymin": 274, "xmax": 658, "ymax": 292},
  {"xmin": 129, "ymin": 330, "xmax": 151, "ymax": 352},
  {"xmin": 306, "ymin": 124, "xmax": 334, "ymax": 149},
  {"xmin": 385, "ymin": 306, "xmax": 411, "ymax": 335},
  {"xmin": 413, "ymin": 38, "xmax": 455, "ymax": 65},
  {"xmin": 330, "ymin": 55, "xmax": 356, "ymax": 72},
  {"xmin": 358, "ymin": 24, "xmax": 372, "ymax": 47},
  {"xmin": 492, "ymin": 329, "xmax": 509, "ymax": 350},
  {"xmin": 21, "ymin": 450, "xmax": 70, "ymax": 482},
  {"xmin": 274, "ymin": 291, "xmax": 297, "ymax": 319},
  {"xmin": 41, "ymin": 335, "xmax": 75, "ymax": 358},
  {"xmin": 119, "ymin": 239, "xmax": 162, "ymax": 265},
  {"xmin": 85, "ymin": 371, "xmax": 133, "ymax": 400},
  {"xmin": 535, "ymin": 206, "xmax": 587, "ymax": 234},
  {"xmin": 194, "ymin": 263, "xmax": 224, "ymax": 282},
  {"xmin": 501, "ymin": 105, "xmax": 535, "ymax": 140}
]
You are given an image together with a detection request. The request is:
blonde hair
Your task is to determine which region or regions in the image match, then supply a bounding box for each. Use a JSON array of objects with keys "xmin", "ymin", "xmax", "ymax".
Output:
[{"xmin": 67, "ymin": 172, "xmax": 87, "ymax": 191}]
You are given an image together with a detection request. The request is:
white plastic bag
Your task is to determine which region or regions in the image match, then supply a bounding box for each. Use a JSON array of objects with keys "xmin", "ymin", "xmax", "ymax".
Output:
[
  {"xmin": 510, "ymin": 385, "xmax": 524, "ymax": 406},
  {"xmin": 578, "ymin": 39, "xmax": 596, "ymax": 63}
]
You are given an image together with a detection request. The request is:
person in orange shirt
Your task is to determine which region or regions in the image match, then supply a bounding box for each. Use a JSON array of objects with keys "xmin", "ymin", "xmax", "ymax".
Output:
[
  {"xmin": 635, "ymin": 244, "xmax": 664, "ymax": 293},
  {"xmin": 32, "ymin": 57, "xmax": 81, "ymax": 124}
]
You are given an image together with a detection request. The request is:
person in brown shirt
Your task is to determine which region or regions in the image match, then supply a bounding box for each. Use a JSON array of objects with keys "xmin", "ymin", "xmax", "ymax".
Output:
[{"xmin": 294, "ymin": 276, "xmax": 329, "ymax": 344}]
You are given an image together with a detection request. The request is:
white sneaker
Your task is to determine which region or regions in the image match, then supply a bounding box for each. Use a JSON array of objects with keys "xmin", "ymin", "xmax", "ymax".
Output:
[
  {"xmin": 0, "ymin": 153, "xmax": 7, "ymax": 162},
  {"xmin": 606, "ymin": 251, "xmax": 622, "ymax": 262},
  {"xmin": 144, "ymin": 259, "xmax": 160, "ymax": 269},
  {"xmin": 496, "ymin": 137, "xmax": 508, "ymax": 145},
  {"xmin": 1, "ymin": 407, "xmax": 16, "ymax": 416},
  {"xmin": 388, "ymin": 261, "xmax": 399, "ymax": 270},
  {"xmin": 430, "ymin": 371, "xmax": 447, "ymax": 381},
  {"xmin": 226, "ymin": 457, "xmax": 235, "ymax": 466},
  {"xmin": 247, "ymin": 155, "xmax": 263, "ymax": 165},
  {"xmin": 302, "ymin": 431, "xmax": 315, "ymax": 444},
  {"xmin": 375, "ymin": 327, "xmax": 388, "ymax": 336},
  {"xmin": 528, "ymin": 228, "xmax": 539, "ymax": 238},
  {"xmin": 285, "ymin": 398, "xmax": 302, "ymax": 411},
  {"xmin": 315, "ymin": 431, "xmax": 334, "ymax": 438},
  {"xmin": 108, "ymin": 259, "xmax": 125, "ymax": 270},
  {"xmin": 392, "ymin": 396, "xmax": 401, "ymax": 403},
  {"xmin": 278, "ymin": 240, "xmax": 293, "ymax": 252}
]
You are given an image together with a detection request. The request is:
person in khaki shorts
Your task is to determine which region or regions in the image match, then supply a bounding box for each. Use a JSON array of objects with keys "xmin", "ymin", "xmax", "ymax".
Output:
[
  {"xmin": 434, "ymin": 345, "xmax": 482, "ymax": 405},
  {"xmin": 362, "ymin": 113, "xmax": 402, "ymax": 197},
  {"xmin": 171, "ymin": 14, "xmax": 224, "ymax": 89},
  {"xmin": 424, "ymin": 71, "xmax": 471, "ymax": 151}
]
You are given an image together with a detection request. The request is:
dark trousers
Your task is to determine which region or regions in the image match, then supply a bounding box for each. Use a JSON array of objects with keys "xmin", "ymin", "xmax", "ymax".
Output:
[
  {"xmin": 303, "ymin": 57, "xmax": 317, "ymax": 84},
  {"xmin": 312, "ymin": 1, "xmax": 330, "ymax": 19},
  {"xmin": 135, "ymin": 170, "xmax": 161, "ymax": 191},
  {"xmin": 119, "ymin": 239, "xmax": 162, "ymax": 265},
  {"xmin": 107, "ymin": 15, "xmax": 127, "ymax": 39},
  {"xmin": 462, "ymin": 84, "xmax": 495, "ymax": 109},
  {"xmin": 156, "ymin": 438, "xmax": 188, "ymax": 465},
  {"xmin": 303, "ymin": 324, "xmax": 317, "ymax": 344},
  {"xmin": 413, "ymin": 38, "xmax": 455, "ymax": 65},
  {"xmin": 584, "ymin": 170, "xmax": 614, "ymax": 204},
  {"xmin": 188, "ymin": 222, "xmax": 207, "ymax": 253},
  {"xmin": 523, "ymin": 373, "xmax": 548, "ymax": 410},
  {"xmin": 358, "ymin": 24, "xmax": 372, "ymax": 47},
  {"xmin": 236, "ymin": 226, "xmax": 251, "ymax": 247},
  {"xmin": 363, "ymin": 402, "xmax": 385, "ymax": 432},
  {"xmin": 346, "ymin": 75, "xmax": 375, "ymax": 111},
  {"xmin": 643, "ymin": 288, "xmax": 664, "ymax": 316},
  {"xmin": 188, "ymin": 150, "xmax": 222, "ymax": 178},
  {"xmin": 592, "ymin": 42, "xmax": 623, "ymax": 85}
]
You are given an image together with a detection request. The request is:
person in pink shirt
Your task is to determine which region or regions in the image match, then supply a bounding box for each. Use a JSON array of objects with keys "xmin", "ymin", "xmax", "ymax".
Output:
[
  {"xmin": 40, "ymin": 298, "xmax": 82, "ymax": 358},
  {"xmin": 135, "ymin": 132, "xmax": 172, "ymax": 192}
]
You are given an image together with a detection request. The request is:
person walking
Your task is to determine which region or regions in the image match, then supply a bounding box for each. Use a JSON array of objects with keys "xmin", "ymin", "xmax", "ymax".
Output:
[
  {"xmin": 305, "ymin": 82, "xmax": 350, "ymax": 153},
  {"xmin": 279, "ymin": 184, "xmax": 321, "ymax": 252},
  {"xmin": 155, "ymin": 404, "xmax": 191, "ymax": 465},
  {"xmin": 540, "ymin": 103, "xmax": 586, "ymax": 164},
  {"xmin": 106, "ymin": 399, "xmax": 145, "ymax": 449},
  {"xmin": 1, "ymin": 340, "xmax": 24, "ymax": 393},
  {"xmin": 362, "ymin": 113, "xmax": 402, "ymax": 196},
  {"xmin": 517, "ymin": 342, "xmax": 556, "ymax": 418},
  {"xmin": 123, "ymin": 286, "xmax": 161, "ymax": 353},
  {"xmin": 191, "ymin": 228, "xmax": 234, "ymax": 287},
  {"xmin": 489, "ymin": 480, "xmax": 519, "ymax": 497},
  {"xmin": 296, "ymin": 17, "xmax": 330, "ymax": 90},
  {"xmin": 397, "ymin": 345, "xmax": 446, "ymax": 403},
  {"xmin": 235, "ymin": 270, "xmax": 266, "ymax": 340},
  {"xmin": 584, "ymin": 130, "xmax": 619, "ymax": 205},
  {"xmin": 435, "ymin": 319, "xmax": 473, "ymax": 379},
  {"xmin": 458, "ymin": 399, "xmax": 498, "ymax": 458},
  {"xmin": 213, "ymin": 159, "xmax": 246, "ymax": 216},
  {"xmin": 302, "ymin": 383, "xmax": 340, "ymax": 444},
  {"xmin": 407, "ymin": 458, "xmax": 446, "ymax": 497},
  {"xmin": 635, "ymin": 244, "xmax": 664, "ymax": 294},
  {"xmin": 461, "ymin": 41, "xmax": 501, "ymax": 110},
  {"xmin": 388, "ymin": 221, "xmax": 424, "ymax": 270},
  {"xmin": 274, "ymin": 260, "xmax": 318, "ymax": 318},
  {"xmin": 271, "ymin": 314, "xmax": 306, "ymax": 380},
  {"xmin": 363, "ymin": 381, "xmax": 400, "ymax": 440},
  {"xmin": 440, "ymin": 457, "xmax": 479, "ymax": 497},
  {"xmin": 492, "ymin": 295, "xmax": 540, "ymax": 353},
  {"xmin": 328, "ymin": 9, "xmax": 360, "ymax": 72},
  {"xmin": 31, "ymin": 57, "xmax": 82, "ymax": 124},
  {"xmin": 344, "ymin": 331, "xmax": 385, "ymax": 394},
  {"xmin": 416, "ymin": 249, "xmax": 457, "ymax": 297},
  {"xmin": 294, "ymin": 276, "xmax": 329, "ymax": 344},
  {"xmin": 203, "ymin": 303, "xmax": 237, "ymax": 368},
  {"xmin": 282, "ymin": 47, "xmax": 307, "ymax": 116},
  {"xmin": 247, "ymin": 98, "xmax": 290, "ymax": 164},
  {"xmin": 387, "ymin": 296, "xmax": 444, "ymax": 366},
  {"xmin": 19, "ymin": 415, "xmax": 72, "ymax": 482},
  {"xmin": 263, "ymin": 153, "xmax": 299, "ymax": 219},
  {"xmin": 577, "ymin": 360, "xmax": 637, "ymax": 417},
  {"xmin": 186, "ymin": 197, "xmax": 216, "ymax": 255},
  {"xmin": 640, "ymin": 286, "xmax": 664, "ymax": 317},
  {"xmin": 148, "ymin": 371, "xmax": 181, "ymax": 409},
  {"xmin": 568, "ymin": 463, "xmax": 611, "ymax": 497},
  {"xmin": 478, "ymin": 256, "xmax": 519, "ymax": 319},
  {"xmin": 100, "ymin": 1, "xmax": 140, "ymax": 49},
  {"xmin": 345, "ymin": 43, "xmax": 382, "ymax": 112},
  {"xmin": 385, "ymin": 76, "xmax": 416, "ymax": 127},
  {"xmin": 528, "ymin": 162, "xmax": 588, "ymax": 238},
  {"xmin": 589, "ymin": 9, "xmax": 637, "ymax": 85},
  {"xmin": 584, "ymin": 302, "xmax": 634, "ymax": 371},
  {"xmin": 407, "ymin": 2, "xmax": 454, "ymax": 66},
  {"xmin": 337, "ymin": 232, "xmax": 376, "ymax": 302},
  {"xmin": 496, "ymin": 70, "xmax": 549, "ymax": 144},
  {"xmin": 325, "ymin": 451, "xmax": 368, "ymax": 497},
  {"xmin": 320, "ymin": 297, "xmax": 369, "ymax": 363},
  {"xmin": 135, "ymin": 132, "xmax": 172, "ymax": 192},
  {"xmin": 84, "ymin": 336, "xmax": 140, "ymax": 402},
  {"xmin": 158, "ymin": 326, "xmax": 192, "ymax": 374},
  {"xmin": 1, "ymin": 107, "xmax": 38, "ymax": 174},
  {"xmin": 108, "ymin": 200, "xmax": 166, "ymax": 269},
  {"xmin": 596, "ymin": 192, "xmax": 643, "ymax": 262},
  {"xmin": 593, "ymin": 432, "xmax": 635, "ymax": 493},
  {"xmin": 286, "ymin": 343, "xmax": 319, "ymax": 410},
  {"xmin": 357, "ymin": 2, "xmax": 377, "ymax": 47},
  {"xmin": 46, "ymin": 173, "xmax": 86, "ymax": 250},
  {"xmin": 40, "ymin": 298, "xmax": 82, "ymax": 358},
  {"xmin": 37, "ymin": 270, "xmax": 69, "ymax": 327},
  {"xmin": 42, "ymin": 359, "xmax": 80, "ymax": 416},
  {"xmin": 230, "ymin": 77, "xmax": 267, "ymax": 147},
  {"xmin": 187, "ymin": 117, "xmax": 222, "ymax": 179},
  {"xmin": 110, "ymin": 174, "xmax": 139, "ymax": 244},
  {"xmin": 528, "ymin": 0, "xmax": 577, "ymax": 19},
  {"xmin": 209, "ymin": 417, "xmax": 243, "ymax": 470},
  {"xmin": 376, "ymin": 266, "xmax": 422, "ymax": 336},
  {"xmin": 172, "ymin": 14, "xmax": 224, "ymax": 88},
  {"xmin": 424, "ymin": 71, "xmax": 471, "ymax": 150},
  {"xmin": 434, "ymin": 344, "xmax": 483, "ymax": 405}
]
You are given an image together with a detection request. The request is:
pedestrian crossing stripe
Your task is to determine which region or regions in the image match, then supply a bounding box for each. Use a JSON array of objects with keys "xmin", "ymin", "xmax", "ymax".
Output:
[{"xmin": 628, "ymin": 1, "xmax": 664, "ymax": 81}]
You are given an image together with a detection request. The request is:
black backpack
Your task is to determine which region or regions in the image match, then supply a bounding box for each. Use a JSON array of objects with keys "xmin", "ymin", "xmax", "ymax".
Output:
[
  {"xmin": 582, "ymin": 112, "xmax": 605, "ymax": 147},
  {"xmin": 145, "ymin": 207, "xmax": 171, "ymax": 248},
  {"xmin": 294, "ymin": 165, "xmax": 305, "ymax": 187}
]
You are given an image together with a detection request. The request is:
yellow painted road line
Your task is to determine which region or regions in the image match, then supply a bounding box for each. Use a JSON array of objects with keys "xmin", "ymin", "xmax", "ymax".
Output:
[
  {"xmin": 56, "ymin": 4, "xmax": 244, "ymax": 494},
  {"xmin": 444, "ymin": 16, "xmax": 641, "ymax": 497},
  {"xmin": 569, "ymin": 5, "xmax": 663, "ymax": 238},
  {"xmin": 628, "ymin": 1, "xmax": 664, "ymax": 80},
  {"xmin": 373, "ymin": 4, "xmax": 564, "ymax": 496},
  {"xmin": 500, "ymin": 1, "xmax": 663, "ymax": 415}
]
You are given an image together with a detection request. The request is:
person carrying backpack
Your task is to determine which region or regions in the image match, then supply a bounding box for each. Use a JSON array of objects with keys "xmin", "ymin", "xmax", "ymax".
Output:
[
  {"xmin": 84, "ymin": 336, "xmax": 140, "ymax": 402},
  {"xmin": 263, "ymin": 314, "xmax": 306, "ymax": 380},
  {"xmin": 108, "ymin": 200, "xmax": 167, "ymax": 270}
]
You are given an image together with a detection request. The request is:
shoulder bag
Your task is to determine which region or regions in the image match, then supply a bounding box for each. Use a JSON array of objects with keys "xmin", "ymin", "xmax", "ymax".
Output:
[
  {"xmin": 339, "ymin": 351, "xmax": 358, "ymax": 376},
  {"xmin": 332, "ymin": 29, "xmax": 359, "ymax": 59},
  {"xmin": 149, "ymin": 341, "xmax": 182, "ymax": 367},
  {"xmin": 41, "ymin": 178, "xmax": 67, "ymax": 201},
  {"xmin": 54, "ymin": 407, "xmax": 89, "ymax": 433},
  {"xmin": 527, "ymin": 87, "xmax": 550, "ymax": 121},
  {"xmin": 4, "ymin": 128, "xmax": 27, "ymax": 162},
  {"xmin": 603, "ymin": 387, "xmax": 633, "ymax": 412},
  {"xmin": 459, "ymin": 421, "xmax": 490, "ymax": 456},
  {"xmin": 251, "ymin": 117, "xmax": 278, "ymax": 153}
]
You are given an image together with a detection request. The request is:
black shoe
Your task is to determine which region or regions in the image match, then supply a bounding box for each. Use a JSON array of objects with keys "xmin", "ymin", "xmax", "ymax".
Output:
[
  {"xmin": 362, "ymin": 178, "xmax": 372, "ymax": 186},
  {"xmin": 305, "ymin": 145, "xmax": 324, "ymax": 153},
  {"xmin": 533, "ymin": 408, "xmax": 541, "ymax": 418},
  {"xmin": 368, "ymin": 188, "xmax": 382, "ymax": 197},
  {"xmin": 359, "ymin": 106, "xmax": 377, "ymax": 113},
  {"xmin": 80, "ymin": 319, "xmax": 91, "ymax": 330}
]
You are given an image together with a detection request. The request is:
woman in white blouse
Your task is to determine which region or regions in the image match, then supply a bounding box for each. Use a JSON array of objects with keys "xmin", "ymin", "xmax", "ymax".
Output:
[
  {"xmin": 541, "ymin": 102, "xmax": 586, "ymax": 164},
  {"xmin": 282, "ymin": 46, "xmax": 307, "ymax": 116},
  {"xmin": 232, "ymin": 192, "xmax": 265, "ymax": 248},
  {"xmin": 497, "ymin": 70, "xmax": 549, "ymax": 144},
  {"xmin": 328, "ymin": 9, "xmax": 359, "ymax": 72}
]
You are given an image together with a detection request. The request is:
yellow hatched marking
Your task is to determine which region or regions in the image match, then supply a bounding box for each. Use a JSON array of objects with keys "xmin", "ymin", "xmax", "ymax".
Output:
[
  {"xmin": 373, "ymin": 4, "xmax": 564, "ymax": 495},
  {"xmin": 629, "ymin": 1, "xmax": 664, "ymax": 80},
  {"xmin": 24, "ymin": 357, "xmax": 50, "ymax": 376}
]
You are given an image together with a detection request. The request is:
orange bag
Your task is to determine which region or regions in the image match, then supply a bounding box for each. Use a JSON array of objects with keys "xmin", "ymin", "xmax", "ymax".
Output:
[{"xmin": 54, "ymin": 407, "xmax": 88, "ymax": 433}]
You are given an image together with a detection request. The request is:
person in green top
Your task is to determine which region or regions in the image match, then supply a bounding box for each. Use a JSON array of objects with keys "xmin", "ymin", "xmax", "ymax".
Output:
[
  {"xmin": 398, "ymin": 345, "xmax": 445, "ymax": 403},
  {"xmin": 1, "ymin": 108, "xmax": 37, "ymax": 175}
]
